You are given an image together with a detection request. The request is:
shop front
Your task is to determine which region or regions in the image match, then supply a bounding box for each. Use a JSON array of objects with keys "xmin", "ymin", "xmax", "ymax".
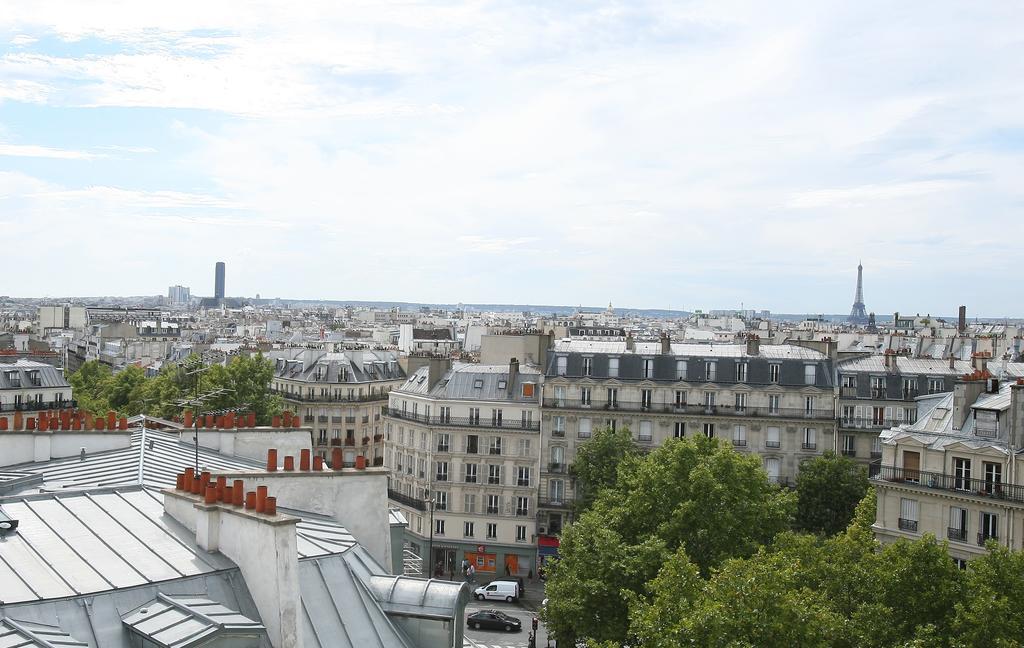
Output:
[{"xmin": 537, "ymin": 535, "xmax": 560, "ymax": 578}]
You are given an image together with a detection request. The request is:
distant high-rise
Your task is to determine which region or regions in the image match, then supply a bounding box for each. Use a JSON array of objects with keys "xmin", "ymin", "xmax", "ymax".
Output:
[
  {"xmin": 848, "ymin": 261, "xmax": 869, "ymax": 325},
  {"xmin": 214, "ymin": 262, "xmax": 225, "ymax": 300},
  {"xmin": 167, "ymin": 285, "xmax": 190, "ymax": 304}
]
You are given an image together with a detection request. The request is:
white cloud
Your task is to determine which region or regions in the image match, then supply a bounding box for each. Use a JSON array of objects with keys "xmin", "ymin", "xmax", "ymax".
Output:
[{"xmin": 0, "ymin": 142, "xmax": 99, "ymax": 159}]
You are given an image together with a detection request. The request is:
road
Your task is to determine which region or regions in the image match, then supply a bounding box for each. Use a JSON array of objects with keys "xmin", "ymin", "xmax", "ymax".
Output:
[{"xmin": 463, "ymin": 599, "xmax": 550, "ymax": 648}]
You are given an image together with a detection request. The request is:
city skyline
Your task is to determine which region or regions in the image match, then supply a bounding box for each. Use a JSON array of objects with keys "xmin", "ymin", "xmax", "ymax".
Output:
[{"xmin": 1, "ymin": 2, "xmax": 1021, "ymax": 313}]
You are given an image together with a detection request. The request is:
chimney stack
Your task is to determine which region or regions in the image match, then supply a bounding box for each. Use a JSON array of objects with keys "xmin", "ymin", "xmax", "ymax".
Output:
[
  {"xmin": 508, "ymin": 357, "xmax": 519, "ymax": 393},
  {"xmin": 746, "ymin": 334, "xmax": 760, "ymax": 356},
  {"xmin": 958, "ymin": 306, "xmax": 967, "ymax": 334},
  {"xmin": 660, "ymin": 333, "xmax": 671, "ymax": 355},
  {"xmin": 625, "ymin": 331, "xmax": 635, "ymax": 352}
]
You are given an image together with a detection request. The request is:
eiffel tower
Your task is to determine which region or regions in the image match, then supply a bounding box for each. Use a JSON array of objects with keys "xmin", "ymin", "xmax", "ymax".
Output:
[{"xmin": 848, "ymin": 261, "xmax": 869, "ymax": 325}]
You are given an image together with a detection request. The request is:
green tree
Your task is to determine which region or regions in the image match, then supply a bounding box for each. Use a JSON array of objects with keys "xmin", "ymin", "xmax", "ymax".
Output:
[
  {"xmin": 68, "ymin": 360, "xmax": 113, "ymax": 414},
  {"xmin": 570, "ymin": 425, "xmax": 640, "ymax": 512},
  {"xmin": 952, "ymin": 545, "xmax": 1024, "ymax": 647},
  {"xmin": 795, "ymin": 452, "xmax": 870, "ymax": 536},
  {"xmin": 544, "ymin": 436, "xmax": 795, "ymax": 645}
]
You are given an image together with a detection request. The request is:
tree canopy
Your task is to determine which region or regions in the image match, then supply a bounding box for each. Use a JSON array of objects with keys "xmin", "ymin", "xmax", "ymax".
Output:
[
  {"xmin": 795, "ymin": 452, "xmax": 871, "ymax": 536},
  {"xmin": 570, "ymin": 425, "xmax": 641, "ymax": 513},
  {"xmin": 67, "ymin": 354, "xmax": 281, "ymax": 423}
]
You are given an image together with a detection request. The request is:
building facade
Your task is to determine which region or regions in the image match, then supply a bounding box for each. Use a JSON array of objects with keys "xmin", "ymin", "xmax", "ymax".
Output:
[
  {"xmin": 872, "ymin": 375, "xmax": 1024, "ymax": 566},
  {"xmin": 836, "ymin": 352, "xmax": 974, "ymax": 469},
  {"xmin": 384, "ymin": 359, "xmax": 542, "ymax": 580},
  {"xmin": 0, "ymin": 360, "xmax": 75, "ymax": 424},
  {"xmin": 267, "ymin": 349, "xmax": 405, "ymax": 466},
  {"xmin": 537, "ymin": 336, "xmax": 835, "ymax": 543}
]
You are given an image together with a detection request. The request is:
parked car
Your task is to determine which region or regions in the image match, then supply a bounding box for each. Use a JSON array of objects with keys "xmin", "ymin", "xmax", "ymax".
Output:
[
  {"xmin": 473, "ymin": 580, "xmax": 520, "ymax": 602},
  {"xmin": 467, "ymin": 610, "xmax": 522, "ymax": 632}
]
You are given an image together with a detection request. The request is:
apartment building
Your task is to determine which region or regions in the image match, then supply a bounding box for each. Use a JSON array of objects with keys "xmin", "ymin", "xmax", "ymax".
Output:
[
  {"xmin": 384, "ymin": 359, "xmax": 542, "ymax": 580},
  {"xmin": 872, "ymin": 374, "xmax": 1024, "ymax": 566},
  {"xmin": 836, "ymin": 351, "xmax": 974, "ymax": 468},
  {"xmin": 538, "ymin": 335, "xmax": 835, "ymax": 539},
  {"xmin": 267, "ymin": 348, "xmax": 405, "ymax": 466},
  {"xmin": 0, "ymin": 360, "xmax": 75, "ymax": 425}
]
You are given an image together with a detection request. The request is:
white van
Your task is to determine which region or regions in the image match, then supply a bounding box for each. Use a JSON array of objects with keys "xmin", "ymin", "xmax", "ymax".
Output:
[{"xmin": 473, "ymin": 580, "xmax": 520, "ymax": 602}]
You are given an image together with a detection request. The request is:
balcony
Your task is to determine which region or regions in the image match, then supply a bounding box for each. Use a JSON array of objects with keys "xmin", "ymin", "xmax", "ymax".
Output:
[
  {"xmin": 272, "ymin": 389, "xmax": 387, "ymax": 404},
  {"xmin": 801, "ymin": 442, "xmax": 817, "ymax": 450},
  {"xmin": 898, "ymin": 518, "xmax": 919, "ymax": 532},
  {"xmin": 546, "ymin": 463, "xmax": 567, "ymax": 474},
  {"xmin": 840, "ymin": 386, "xmax": 859, "ymax": 398},
  {"xmin": 361, "ymin": 436, "xmax": 370, "ymax": 446},
  {"xmin": 978, "ymin": 532, "xmax": 998, "ymax": 546},
  {"xmin": 386, "ymin": 408, "xmax": 541, "ymax": 432},
  {"xmin": 304, "ymin": 415, "xmax": 315, "ymax": 423},
  {"xmin": 541, "ymin": 399, "xmax": 834, "ymax": 420},
  {"xmin": 842, "ymin": 449, "xmax": 857, "ymax": 457},
  {"xmin": 488, "ymin": 448, "xmax": 502, "ymax": 455},
  {"xmin": 388, "ymin": 488, "xmax": 426, "ymax": 511},
  {"xmin": 947, "ymin": 527, "xmax": 967, "ymax": 542},
  {"xmin": 330, "ymin": 438, "xmax": 342, "ymax": 446},
  {"xmin": 840, "ymin": 417, "xmax": 891, "ymax": 430},
  {"xmin": 0, "ymin": 399, "xmax": 78, "ymax": 413},
  {"xmin": 344, "ymin": 438, "xmax": 355, "ymax": 447},
  {"xmin": 765, "ymin": 441, "xmax": 781, "ymax": 448},
  {"xmin": 732, "ymin": 439, "xmax": 747, "ymax": 447},
  {"xmin": 551, "ymin": 430, "xmax": 565, "ymax": 438},
  {"xmin": 345, "ymin": 416, "xmax": 356, "ymax": 424},
  {"xmin": 318, "ymin": 415, "xmax": 328, "ymax": 423},
  {"xmin": 436, "ymin": 445, "xmax": 450, "ymax": 453},
  {"xmin": 874, "ymin": 465, "xmax": 1024, "ymax": 503},
  {"xmin": 538, "ymin": 496, "xmax": 572, "ymax": 509}
]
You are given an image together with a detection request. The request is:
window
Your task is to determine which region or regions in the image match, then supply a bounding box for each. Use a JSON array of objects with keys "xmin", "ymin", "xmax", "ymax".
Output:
[
  {"xmin": 497, "ymin": 379, "xmax": 507, "ymax": 390},
  {"xmin": 842, "ymin": 435, "xmax": 856, "ymax": 456},
  {"xmin": 954, "ymin": 457, "xmax": 972, "ymax": 491},
  {"xmin": 842, "ymin": 405, "xmax": 856, "ymax": 425},
  {"xmin": 487, "ymin": 495, "xmax": 500, "ymax": 515},
  {"xmin": 674, "ymin": 421, "xmax": 685, "ymax": 438},
  {"xmin": 583, "ymin": 357, "xmax": 593, "ymax": 376},
  {"xmin": 464, "ymin": 463, "xmax": 478, "ymax": 483},
  {"xmin": 464, "ymin": 493, "xmax": 477, "ymax": 513},
  {"xmin": 703, "ymin": 423, "xmax": 715, "ymax": 438},
  {"xmin": 607, "ymin": 387, "xmax": 618, "ymax": 407},
  {"xmin": 490, "ymin": 437, "xmax": 502, "ymax": 455},
  {"xmin": 605, "ymin": 418, "xmax": 617, "ymax": 432},
  {"xmin": 674, "ymin": 390, "xmax": 686, "ymax": 408},
  {"xmin": 902, "ymin": 378, "xmax": 918, "ymax": 399},
  {"xmin": 983, "ymin": 461, "xmax": 1002, "ymax": 494},
  {"xmin": 608, "ymin": 357, "xmax": 619, "ymax": 378},
  {"xmin": 464, "ymin": 521, "xmax": 475, "ymax": 538},
  {"xmin": 418, "ymin": 458, "xmax": 426, "ymax": 478},
  {"xmin": 551, "ymin": 445, "xmax": 564, "ymax": 467},
  {"xmin": 769, "ymin": 363, "xmax": 780, "ymax": 383},
  {"xmin": 434, "ymin": 491, "xmax": 448, "ymax": 511},
  {"xmin": 899, "ymin": 498, "xmax": 919, "ymax": 532},
  {"xmin": 905, "ymin": 408, "xmax": 918, "ymax": 424},
  {"xmin": 554, "ymin": 386, "xmax": 566, "ymax": 407},
  {"xmin": 578, "ymin": 418, "xmax": 592, "ymax": 438},
  {"xmin": 466, "ymin": 434, "xmax": 479, "ymax": 454},
  {"xmin": 765, "ymin": 457, "xmax": 780, "ymax": 483},
  {"xmin": 516, "ymin": 497, "xmax": 530, "ymax": 516},
  {"xmin": 732, "ymin": 425, "xmax": 746, "ymax": 446},
  {"xmin": 435, "ymin": 461, "xmax": 449, "ymax": 482},
  {"xmin": 556, "ymin": 356, "xmax": 567, "ymax": 375},
  {"xmin": 420, "ymin": 431, "xmax": 427, "ymax": 450},
  {"xmin": 766, "ymin": 426, "xmax": 780, "ymax": 448},
  {"xmin": 949, "ymin": 506, "xmax": 967, "ymax": 542},
  {"xmin": 802, "ymin": 427, "xmax": 816, "ymax": 450},
  {"xmin": 473, "ymin": 379, "xmax": 484, "ymax": 389},
  {"xmin": 736, "ymin": 362, "xmax": 747, "ymax": 382},
  {"xmin": 841, "ymin": 375, "xmax": 856, "ymax": 388},
  {"xmin": 871, "ymin": 436, "xmax": 882, "ymax": 457},
  {"xmin": 703, "ymin": 391, "xmax": 716, "ymax": 411},
  {"xmin": 488, "ymin": 464, "xmax": 501, "ymax": 485},
  {"xmin": 705, "ymin": 361, "xmax": 717, "ymax": 381},
  {"xmin": 643, "ymin": 358, "xmax": 654, "ymax": 378},
  {"xmin": 435, "ymin": 519, "xmax": 445, "ymax": 535},
  {"xmin": 804, "ymin": 365, "xmax": 816, "ymax": 385},
  {"xmin": 872, "ymin": 407, "xmax": 886, "ymax": 427},
  {"xmin": 396, "ymin": 453, "xmax": 404, "ymax": 471},
  {"xmin": 553, "ymin": 416, "xmax": 566, "ymax": 435},
  {"xmin": 439, "ymin": 406, "xmax": 451, "ymax": 423},
  {"xmin": 580, "ymin": 387, "xmax": 592, "ymax": 405},
  {"xmin": 639, "ymin": 420, "xmax": 653, "ymax": 442},
  {"xmin": 516, "ymin": 525, "xmax": 528, "ymax": 542},
  {"xmin": 436, "ymin": 433, "xmax": 450, "ymax": 452},
  {"xmin": 804, "ymin": 396, "xmax": 815, "ymax": 415},
  {"xmin": 492, "ymin": 409, "xmax": 503, "ymax": 427},
  {"xmin": 976, "ymin": 411, "xmax": 998, "ymax": 438},
  {"xmin": 980, "ymin": 512, "xmax": 998, "ymax": 543},
  {"xmin": 517, "ymin": 466, "xmax": 531, "ymax": 487},
  {"xmin": 928, "ymin": 378, "xmax": 944, "ymax": 394},
  {"xmin": 768, "ymin": 394, "xmax": 780, "ymax": 414},
  {"xmin": 486, "ymin": 523, "xmax": 497, "ymax": 539},
  {"xmin": 870, "ymin": 376, "xmax": 886, "ymax": 399},
  {"xmin": 641, "ymin": 389, "xmax": 652, "ymax": 409},
  {"xmin": 469, "ymin": 407, "xmax": 480, "ymax": 425},
  {"xmin": 518, "ymin": 438, "xmax": 532, "ymax": 457},
  {"xmin": 549, "ymin": 479, "xmax": 565, "ymax": 503},
  {"xmin": 734, "ymin": 393, "xmax": 747, "ymax": 412},
  {"xmin": 676, "ymin": 360, "xmax": 687, "ymax": 380}
]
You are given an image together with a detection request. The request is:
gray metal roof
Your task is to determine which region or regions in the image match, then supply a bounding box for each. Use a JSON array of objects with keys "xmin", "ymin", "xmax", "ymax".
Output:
[
  {"xmin": 0, "ymin": 360, "xmax": 69, "ymax": 390},
  {"xmin": 0, "ymin": 618, "xmax": 88, "ymax": 647},
  {"xmin": 0, "ymin": 488, "xmax": 238, "ymax": 605},
  {"xmin": 266, "ymin": 349, "xmax": 405, "ymax": 385},
  {"xmin": 837, "ymin": 355, "xmax": 973, "ymax": 375},
  {"xmin": 366, "ymin": 575, "xmax": 468, "ymax": 619},
  {"xmin": 552, "ymin": 340, "xmax": 828, "ymax": 360},
  {"xmin": 121, "ymin": 593, "xmax": 266, "ymax": 648},
  {"xmin": 2, "ymin": 429, "xmax": 262, "ymax": 495},
  {"xmin": 395, "ymin": 363, "xmax": 541, "ymax": 403}
]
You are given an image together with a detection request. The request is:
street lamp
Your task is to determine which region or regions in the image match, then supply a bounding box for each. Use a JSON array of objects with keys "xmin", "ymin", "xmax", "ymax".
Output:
[{"xmin": 425, "ymin": 488, "xmax": 435, "ymax": 577}]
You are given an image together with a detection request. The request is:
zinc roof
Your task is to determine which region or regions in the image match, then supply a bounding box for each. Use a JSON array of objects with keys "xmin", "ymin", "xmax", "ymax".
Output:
[
  {"xmin": 837, "ymin": 356, "xmax": 973, "ymax": 375},
  {"xmin": 0, "ymin": 619, "xmax": 88, "ymax": 648},
  {"xmin": 121, "ymin": 593, "xmax": 265, "ymax": 648},
  {"xmin": 551, "ymin": 340, "xmax": 828, "ymax": 360},
  {"xmin": 0, "ymin": 360, "xmax": 69, "ymax": 390}
]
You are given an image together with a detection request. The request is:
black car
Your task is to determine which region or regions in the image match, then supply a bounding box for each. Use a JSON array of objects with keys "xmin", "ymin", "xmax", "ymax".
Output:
[{"xmin": 467, "ymin": 610, "xmax": 522, "ymax": 632}]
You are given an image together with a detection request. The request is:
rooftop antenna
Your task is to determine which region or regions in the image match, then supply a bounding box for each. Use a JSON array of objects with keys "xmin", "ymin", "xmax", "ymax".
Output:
[{"xmin": 174, "ymin": 360, "xmax": 231, "ymax": 473}]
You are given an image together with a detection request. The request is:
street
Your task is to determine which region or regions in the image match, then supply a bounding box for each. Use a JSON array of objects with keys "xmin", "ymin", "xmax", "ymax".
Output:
[{"xmin": 463, "ymin": 600, "xmax": 550, "ymax": 648}]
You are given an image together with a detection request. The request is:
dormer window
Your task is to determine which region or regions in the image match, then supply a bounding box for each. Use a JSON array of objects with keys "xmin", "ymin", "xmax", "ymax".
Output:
[
  {"xmin": 497, "ymin": 380, "xmax": 507, "ymax": 390},
  {"xmin": 473, "ymin": 379, "xmax": 484, "ymax": 389}
]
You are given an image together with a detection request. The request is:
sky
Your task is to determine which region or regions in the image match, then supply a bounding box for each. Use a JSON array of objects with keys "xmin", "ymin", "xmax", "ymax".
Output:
[{"xmin": 1, "ymin": 1, "xmax": 1021, "ymax": 315}]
